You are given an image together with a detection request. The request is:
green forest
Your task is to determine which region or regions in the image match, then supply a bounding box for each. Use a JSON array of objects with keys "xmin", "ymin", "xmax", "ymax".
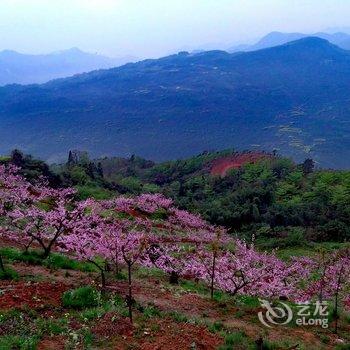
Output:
[{"xmin": 2, "ymin": 149, "xmax": 349, "ymax": 251}]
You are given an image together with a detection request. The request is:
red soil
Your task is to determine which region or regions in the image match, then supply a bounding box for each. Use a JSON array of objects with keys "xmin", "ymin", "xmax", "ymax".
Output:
[
  {"xmin": 106, "ymin": 277, "xmax": 343, "ymax": 349},
  {"xmin": 37, "ymin": 336, "xmax": 66, "ymax": 350},
  {"xmin": 210, "ymin": 152, "xmax": 272, "ymax": 176},
  {"xmin": 0, "ymin": 281, "xmax": 69, "ymax": 310},
  {"xmin": 92, "ymin": 313, "xmax": 133, "ymax": 338},
  {"xmin": 113, "ymin": 318, "xmax": 222, "ymax": 350},
  {"xmin": 1, "ymin": 261, "xmax": 347, "ymax": 349}
]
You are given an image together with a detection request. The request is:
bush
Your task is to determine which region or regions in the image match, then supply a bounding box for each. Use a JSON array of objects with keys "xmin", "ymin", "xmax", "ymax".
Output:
[{"xmin": 62, "ymin": 286, "xmax": 100, "ymax": 309}]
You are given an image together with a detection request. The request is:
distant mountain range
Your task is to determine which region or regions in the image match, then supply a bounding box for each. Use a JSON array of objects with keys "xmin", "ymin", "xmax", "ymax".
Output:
[
  {"xmin": 0, "ymin": 48, "xmax": 137, "ymax": 85},
  {"xmin": 0, "ymin": 37, "xmax": 350, "ymax": 168},
  {"xmin": 228, "ymin": 31, "xmax": 350, "ymax": 52}
]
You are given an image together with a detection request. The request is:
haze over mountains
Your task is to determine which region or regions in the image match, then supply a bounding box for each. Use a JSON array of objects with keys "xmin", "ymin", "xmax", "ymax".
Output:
[
  {"xmin": 0, "ymin": 48, "xmax": 137, "ymax": 85},
  {"xmin": 1, "ymin": 37, "xmax": 350, "ymax": 168},
  {"xmin": 228, "ymin": 31, "xmax": 350, "ymax": 52}
]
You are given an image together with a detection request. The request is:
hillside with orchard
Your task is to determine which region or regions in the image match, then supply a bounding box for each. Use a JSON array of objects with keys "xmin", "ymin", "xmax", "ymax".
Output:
[{"xmin": 0, "ymin": 151, "xmax": 349, "ymax": 349}]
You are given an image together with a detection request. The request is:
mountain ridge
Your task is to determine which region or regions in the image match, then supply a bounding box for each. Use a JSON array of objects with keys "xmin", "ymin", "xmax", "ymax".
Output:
[
  {"xmin": 1, "ymin": 38, "xmax": 350, "ymax": 168},
  {"xmin": 0, "ymin": 48, "xmax": 138, "ymax": 86},
  {"xmin": 228, "ymin": 31, "xmax": 350, "ymax": 52}
]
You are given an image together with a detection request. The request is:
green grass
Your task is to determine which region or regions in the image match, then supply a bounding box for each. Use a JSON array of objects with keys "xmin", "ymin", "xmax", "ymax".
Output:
[
  {"xmin": 43, "ymin": 253, "xmax": 95, "ymax": 272},
  {"xmin": 79, "ymin": 307, "xmax": 105, "ymax": 321},
  {"xmin": 0, "ymin": 335, "xmax": 39, "ymax": 350},
  {"xmin": 62, "ymin": 286, "xmax": 101, "ymax": 309},
  {"xmin": 76, "ymin": 185, "xmax": 114, "ymax": 200},
  {"xmin": 75, "ymin": 293, "xmax": 130, "ymax": 322},
  {"xmin": 0, "ymin": 267, "xmax": 19, "ymax": 280},
  {"xmin": 276, "ymin": 242, "xmax": 350, "ymax": 260},
  {"xmin": 179, "ymin": 279, "xmax": 209, "ymax": 295},
  {"xmin": 212, "ymin": 290, "xmax": 232, "ymax": 304},
  {"xmin": 0, "ymin": 248, "xmax": 43, "ymax": 264},
  {"xmin": 0, "ymin": 247, "xmax": 96, "ymax": 272},
  {"xmin": 208, "ymin": 321, "xmax": 224, "ymax": 333},
  {"xmin": 115, "ymin": 270, "xmax": 128, "ymax": 280},
  {"xmin": 80, "ymin": 328, "xmax": 94, "ymax": 348},
  {"xmin": 36, "ymin": 318, "xmax": 69, "ymax": 336},
  {"xmin": 335, "ymin": 345, "xmax": 350, "ymax": 350},
  {"xmin": 218, "ymin": 331, "xmax": 254, "ymax": 350},
  {"xmin": 142, "ymin": 305, "xmax": 162, "ymax": 319},
  {"xmin": 167, "ymin": 311, "xmax": 189, "ymax": 323},
  {"xmin": 0, "ymin": 309, "xmax": 23, "ymax": 323},
  {"xmin": 135, "ymin": 266, "xmax": 165, "ymax": 279},
  {"xmin": 234, "ymin": 295, "xmax": 261, "ymax": 308}
]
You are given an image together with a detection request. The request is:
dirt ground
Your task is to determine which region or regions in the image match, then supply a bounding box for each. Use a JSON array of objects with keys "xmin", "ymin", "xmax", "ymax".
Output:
[{"xmin": 0, "ymin": 260, "xmax": 349, "ymax": 349}]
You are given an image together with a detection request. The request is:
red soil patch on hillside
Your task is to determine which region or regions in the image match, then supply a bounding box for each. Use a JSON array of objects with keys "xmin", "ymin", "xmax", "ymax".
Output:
[
  {"xmin": 0, "ymin": 281, "xmax": 69, "ymax": 310},
  {"xmin": 113, "ymin": 318, "xmax": 222, "ymax": 350},
  {"xmin": 137, "ymin": 319, "xmax": 222, "ymax": 350},
  {"xmin": 37, "ymin": 336, "xmax": 67, "ymax": 350},
  {"xmin": 92, "ymin": 313, "xmax": 133, "ymax": 338},
  {"xmin": 1, "ymin": 260, "xmax": 347, "ymax": 349},
  {"xmin": 210, "ymin": 152, "xmax": 272, "ymax": 176}
]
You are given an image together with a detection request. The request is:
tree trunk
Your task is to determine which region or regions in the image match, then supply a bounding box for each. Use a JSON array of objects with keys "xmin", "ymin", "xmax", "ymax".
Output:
[
  {"xmin": 127, "ymin": 262, "xmax": 133, "ymax": 324},
  {"xmin": 88, "ymin": 260, "xmax": 106, "ymax": 290},
  {"xmin": 101, "ymin": 269, "xmax": 106, "ymax": 290},
  {"xmin": 169, "ymin": 271, "xmax": 179, "ymax": 284},
  {"xmin": 115, "ymin": 251, "xmax": 120, "ymax": 274},
  {"xmin": 334, "ymin": 264, "xmax": 344, "ymax": 334},
  {"xmin": 0, "ymin": 254, "xmax": 5, "ymax": 272},
  {"xmin": 210, "ymin": 251, "xmax": 217, "ymax": 299},
  {"xmin": 319, "ymin": 260, "xmax": 326, "ymax": 303},
  {"xmin": 334, "ymin": 290, "xmax": 339, "ymax": 334},
  {"xmin": 42, "ymin": 248, "xmax": 51, "ymax": 259},
  {"xmin": 255, "ymin": 337, "xmax": 264, "ymax": 350}
]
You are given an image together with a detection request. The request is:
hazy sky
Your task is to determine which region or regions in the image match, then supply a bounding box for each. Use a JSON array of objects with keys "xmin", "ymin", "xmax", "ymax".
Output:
[{"xmin": 1, "ymin": 0, "xmax": 350, "ymax": 58}]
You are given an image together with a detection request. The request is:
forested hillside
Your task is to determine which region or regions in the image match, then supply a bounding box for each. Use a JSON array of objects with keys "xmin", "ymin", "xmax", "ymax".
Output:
[{"xmin": 3, "ymin": 149, "xmax": 349, "ymax": 248}]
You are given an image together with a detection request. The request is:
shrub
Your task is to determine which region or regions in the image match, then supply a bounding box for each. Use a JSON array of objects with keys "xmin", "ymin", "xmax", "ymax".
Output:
[{"xmin": 62, "ymin": 286, "xmax": 100, "ymax": 309}]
